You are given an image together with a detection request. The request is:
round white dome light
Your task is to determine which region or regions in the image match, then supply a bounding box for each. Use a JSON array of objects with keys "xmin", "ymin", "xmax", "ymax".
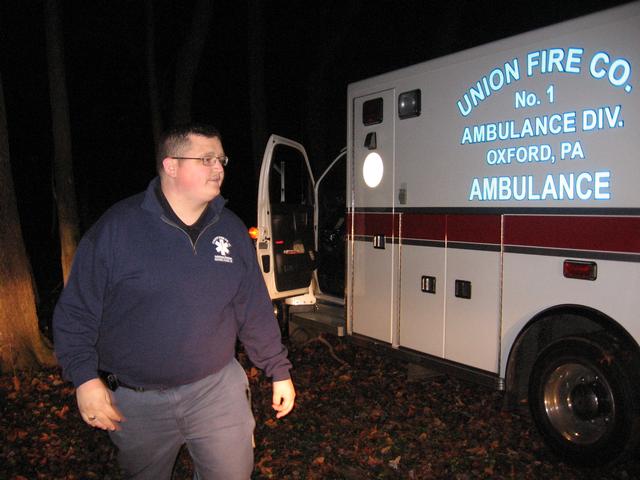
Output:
[{"xmin": 362, "ymin": 152, "xmax": 383, "ymax": 188}]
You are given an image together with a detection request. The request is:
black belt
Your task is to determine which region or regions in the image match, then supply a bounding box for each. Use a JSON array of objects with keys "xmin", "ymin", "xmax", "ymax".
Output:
[{"xmin": 98, "ymin": 370, "xmax": 146, "ymax": 392}]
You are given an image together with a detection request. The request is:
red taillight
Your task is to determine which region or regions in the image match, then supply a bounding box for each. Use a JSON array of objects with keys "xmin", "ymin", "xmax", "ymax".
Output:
[
  {"xmin": 248, "ymin": 227, "xmax": 259, "ymax": 240},
  {"xmin": 563, "ymin": 260, "xmax": 597, "ymax": 281}
]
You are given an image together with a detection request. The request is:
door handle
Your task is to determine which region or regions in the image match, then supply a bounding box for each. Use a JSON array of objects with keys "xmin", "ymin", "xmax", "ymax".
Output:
[{"xmin": 421, "ymin": 275, "xmax": 436, "ymax": 294}]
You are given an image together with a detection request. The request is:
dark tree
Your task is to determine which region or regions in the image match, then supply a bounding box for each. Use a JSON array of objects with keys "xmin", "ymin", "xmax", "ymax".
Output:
[
  {"xmin": 247, "ymin": 0, "xmax": 268, "ymax": 179},
  {"xmin": 145, "ymin": 0, "xmax": 163, "ymax": 150},
  {"xmin": 45, "ymin": 0, "xmax": 80, "ymax": 285},
  {"xmin": 172, "ymin": 0, "xmax": 214, "ymax": 124},
  {"xmin": 304, "ymin": 1, "xmax": 362, "ymax": 174}
]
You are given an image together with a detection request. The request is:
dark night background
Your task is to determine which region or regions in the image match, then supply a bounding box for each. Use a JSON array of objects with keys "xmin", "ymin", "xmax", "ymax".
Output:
[{"xmin": 0, "ymin": 0, "xmax": 632, "ymax": 313}]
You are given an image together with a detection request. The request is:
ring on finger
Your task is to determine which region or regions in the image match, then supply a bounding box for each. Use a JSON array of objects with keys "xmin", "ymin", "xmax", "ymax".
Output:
[{"xmin": 88, "ymin": 415, "xmax": 97, "ymax": 421}]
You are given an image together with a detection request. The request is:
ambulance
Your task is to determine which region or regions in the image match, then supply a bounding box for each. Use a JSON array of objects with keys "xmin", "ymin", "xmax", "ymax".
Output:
[{"xmin": 256, "ymin": 1, "xmax": 640, "ymax": 465}]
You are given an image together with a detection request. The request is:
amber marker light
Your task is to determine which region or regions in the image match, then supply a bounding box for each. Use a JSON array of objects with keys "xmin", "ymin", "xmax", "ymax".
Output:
[{"xmin": 248, "ymin": 226, "xmax": 259, "ymax": 240}]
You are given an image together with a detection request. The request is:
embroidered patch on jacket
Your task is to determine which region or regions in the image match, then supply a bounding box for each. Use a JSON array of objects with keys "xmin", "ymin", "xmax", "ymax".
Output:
[{"xmin": 212, "ymin": 236, "xmax": 233, "ymax": 263}]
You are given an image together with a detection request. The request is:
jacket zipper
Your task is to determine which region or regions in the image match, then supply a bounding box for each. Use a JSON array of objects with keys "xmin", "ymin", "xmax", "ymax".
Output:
[{"xmin": 161, "ymin": 215, "xmax": 219, "ymax": 255}]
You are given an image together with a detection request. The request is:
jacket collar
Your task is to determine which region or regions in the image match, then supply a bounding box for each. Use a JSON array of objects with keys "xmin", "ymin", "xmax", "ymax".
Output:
[{"xmin": 141, "ymin": 176, "xmax": 226, "ymax": 217}]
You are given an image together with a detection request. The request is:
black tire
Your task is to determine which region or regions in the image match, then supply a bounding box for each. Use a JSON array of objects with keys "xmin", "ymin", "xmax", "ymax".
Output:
[
  {"xmin": 273, "ymin": 300, "xmax": 289, "ymax": 339},
  {"xmin": 528, "ymin": 336, "xmax": 640, "ymax": 466}
]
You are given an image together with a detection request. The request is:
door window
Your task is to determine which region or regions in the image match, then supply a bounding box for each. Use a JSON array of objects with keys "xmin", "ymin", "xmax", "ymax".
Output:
[{"xmin": 268, "ymin": 144, "xmax": 315, "ymax": 292}]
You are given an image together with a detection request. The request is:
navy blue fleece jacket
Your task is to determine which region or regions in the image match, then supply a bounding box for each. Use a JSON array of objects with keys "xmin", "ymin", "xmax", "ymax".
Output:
[{"xmin": 53, "ymin": 178, "xmax": 291, "ymax": 388}]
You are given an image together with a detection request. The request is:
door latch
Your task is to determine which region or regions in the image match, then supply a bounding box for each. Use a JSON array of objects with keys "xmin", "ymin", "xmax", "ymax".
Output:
[{"xmin": 421, "ymin": 275, "xmax": 436, "ymax": 294}]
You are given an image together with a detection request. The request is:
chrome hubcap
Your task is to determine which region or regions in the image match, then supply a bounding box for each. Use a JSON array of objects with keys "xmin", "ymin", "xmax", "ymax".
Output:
[{"xmin": 543, "ymin": 363, "xmax": 614, "ymax": 444}]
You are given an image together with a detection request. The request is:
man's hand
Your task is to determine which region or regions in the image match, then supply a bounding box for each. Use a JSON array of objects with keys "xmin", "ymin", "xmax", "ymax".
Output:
[
  {"xmin": 76, "ymin": 378, "xmax": 124, "ymax": 431},
  {"xmin": 272, "ymin": 378, "xmax": 295, "ymax": 418}
]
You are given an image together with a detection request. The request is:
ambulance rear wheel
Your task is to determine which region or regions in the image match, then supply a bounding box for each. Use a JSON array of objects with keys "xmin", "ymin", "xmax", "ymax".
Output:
[{"xmin": 528, "ymin": 337, "xmax": 640, "ymax": 466}]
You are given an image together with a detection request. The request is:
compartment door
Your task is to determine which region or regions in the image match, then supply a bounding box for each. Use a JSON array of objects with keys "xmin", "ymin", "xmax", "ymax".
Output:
[
  {"xmin": 443, "ymin": 215, "xmax": 502, "ymax": 373},
  {"xmin": 398, "ymin": 214, "xmax": 446, "ymax": 357},
  {"xmin": 257, "ymin": 135, "xmax": 316, "ymax": 300}
]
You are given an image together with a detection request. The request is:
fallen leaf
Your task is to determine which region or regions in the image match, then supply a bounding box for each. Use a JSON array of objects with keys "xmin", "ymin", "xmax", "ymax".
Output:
[
  {"xmin": 466, "ymin": 446, "xmax": 487, "ymax": 456},
  {"xmin": 369, "ymin": 407, "xmax": 384, "ymax": 420},
  {"xmin": 388, "ymin": 455, "xmax": 401, "ymax": 470},
  {"xmin": 55, "ymin": 405, "xmax": 70, "ymax": 419},
  {"xmin": 432, "ymin": 417, "xmax": 445, "ymax": 428}
]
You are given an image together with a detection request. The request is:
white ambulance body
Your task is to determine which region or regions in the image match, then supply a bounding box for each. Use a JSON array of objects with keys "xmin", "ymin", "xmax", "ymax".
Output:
[{"xmin": 257, "ymin": 1, "xmax": 640, "ymax": 465}]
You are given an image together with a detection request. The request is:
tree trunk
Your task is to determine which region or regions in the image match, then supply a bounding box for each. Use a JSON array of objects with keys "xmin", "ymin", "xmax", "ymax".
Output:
[
  {"xmin": 247, "ymin": 0, "xmax": 267, "ymax": 180},
  {"xmin": 0, "ymin": 74, "xmax": 56, "ymax": 373},
  {"xmin": 145, "ymin": 0, "xmax": 163, "ymax": 151},
  {"xmin": 45, "ymin": 0, "xmax": 80, "ymax": 285},
  {"xmin": 172, "ymin": 0, "xmax": 214, "ymax": 124}
]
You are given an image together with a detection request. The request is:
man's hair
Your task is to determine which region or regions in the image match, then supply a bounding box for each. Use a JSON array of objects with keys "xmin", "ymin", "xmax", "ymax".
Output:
[{"xmin": 156, "ymin": 123, "xmax": 222, "ymax": 173}]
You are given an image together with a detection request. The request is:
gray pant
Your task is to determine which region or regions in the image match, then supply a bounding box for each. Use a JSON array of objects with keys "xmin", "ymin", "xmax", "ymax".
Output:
[{"xmin": 109, "ymin": 358, "xmax": 255, "ymax": 480}]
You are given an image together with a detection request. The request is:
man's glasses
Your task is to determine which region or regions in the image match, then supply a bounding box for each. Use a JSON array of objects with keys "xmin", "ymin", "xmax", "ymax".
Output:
[{"xmin": 170, "ymin": 155, "xmax": 229, "ymax": 167}]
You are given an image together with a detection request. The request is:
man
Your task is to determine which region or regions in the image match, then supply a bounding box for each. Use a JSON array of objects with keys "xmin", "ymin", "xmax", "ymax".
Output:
[{"xmin": 53, "ymin": 123, "xmax": 295, "ymax": 479}]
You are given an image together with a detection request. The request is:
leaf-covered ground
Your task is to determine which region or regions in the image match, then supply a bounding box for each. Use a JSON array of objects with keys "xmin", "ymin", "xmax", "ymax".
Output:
[{"xmin": 2, "ymin": 335, "xmax": 639, "ymax": 479}]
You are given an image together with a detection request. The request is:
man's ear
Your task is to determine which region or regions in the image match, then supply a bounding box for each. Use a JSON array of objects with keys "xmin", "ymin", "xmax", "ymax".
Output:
[{"xmin": 162, "ymin": 157, "xmax": 178, "ymax": 177}]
